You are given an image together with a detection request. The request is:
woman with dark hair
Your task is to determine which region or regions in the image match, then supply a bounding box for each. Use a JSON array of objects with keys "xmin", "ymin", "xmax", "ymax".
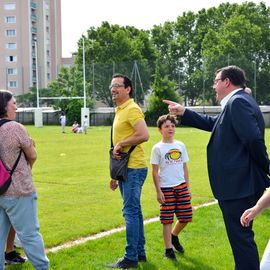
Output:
[{"xmin": 0, "ymin": 90, "xmax": 49, "ymax": 270}]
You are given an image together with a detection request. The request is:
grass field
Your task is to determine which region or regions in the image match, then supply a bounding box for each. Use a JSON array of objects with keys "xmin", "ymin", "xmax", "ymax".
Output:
[{"xmin": 6, "ymin": 126, "xmax": 270, "ymax": 269}]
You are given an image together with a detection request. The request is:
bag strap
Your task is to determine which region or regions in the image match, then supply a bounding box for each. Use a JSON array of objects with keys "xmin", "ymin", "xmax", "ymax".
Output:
[
  {"xmin": 0, "ymin": 119, "xmax": 11, "ymax": 126},
  {"xmin": 10, "ymin": 150, "xmax": 22, "ymax": 175},
  {"xmin": 110, "ymin": 115, "xmax": 136, "ymax": 154},
  {"xmin": 0, "ymin": 119, "xmax": 22, "ymax": 175}
]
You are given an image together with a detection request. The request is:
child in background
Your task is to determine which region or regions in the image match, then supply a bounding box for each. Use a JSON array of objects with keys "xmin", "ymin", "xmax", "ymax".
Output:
[
  {"xmin": 59, "ymin": 112, "xmax": 66, "ymax": 133},
  {"xmin": 82, "ymin": 115, "xmax": 88, "ymax": 134},
  {"xmin": 150, "ymin": 114, "xmax": 192, "ymax": 261},
  {"xmin": 72, "ymin": 121, "xmax": 79, "ymax": 133}
]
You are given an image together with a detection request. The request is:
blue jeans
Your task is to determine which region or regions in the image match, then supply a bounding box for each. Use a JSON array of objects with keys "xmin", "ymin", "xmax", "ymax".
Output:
[
  {"xmin": 0, "ymin": 192, "xmax": 49, "ymax": 270},
  {"xmin": 119, "ymin": 168, "xmax": 147, "ymax": 262}
]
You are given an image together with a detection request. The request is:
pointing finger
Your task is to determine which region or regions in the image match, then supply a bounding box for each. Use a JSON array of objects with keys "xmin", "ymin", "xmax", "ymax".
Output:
[{"xmin": 163, "ymin": 100, "xmax": 178, "ymax": 106}]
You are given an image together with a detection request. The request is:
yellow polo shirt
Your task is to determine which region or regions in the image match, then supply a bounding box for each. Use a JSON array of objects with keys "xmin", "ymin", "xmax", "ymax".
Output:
[{"xmin": 113, "ymin": 98, "xmax": 147, "ymax": 168}]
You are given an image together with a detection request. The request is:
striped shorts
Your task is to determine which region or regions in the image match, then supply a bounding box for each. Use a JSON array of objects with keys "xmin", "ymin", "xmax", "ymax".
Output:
[{"xmin": 160, "ymin": 182, "xmax": 192, "ymax": 224}]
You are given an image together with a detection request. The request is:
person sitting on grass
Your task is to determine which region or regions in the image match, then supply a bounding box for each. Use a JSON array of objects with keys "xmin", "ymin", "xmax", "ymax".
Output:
[
  {"xmin": 150, "ymin": 114, "xmax": 192, "ymax": 261},
  {"xmin": 72, "ymin": 121, "xmax": 79, "ymax": 133}
]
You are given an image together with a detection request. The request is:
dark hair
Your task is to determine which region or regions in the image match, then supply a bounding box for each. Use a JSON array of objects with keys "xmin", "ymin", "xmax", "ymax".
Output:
[
  {"xmin": 156, "ymin": 114, "xmax": 178, "ymax": 129},
  {"xmin": 112, "ymin": 73, "xmax": 133, "ymax": 97},
  {"xmin": 216, "ymin": 65, "xmax": 247, "ymax": 88},
  {"xmin": 0, "ymin": 90, "xmax": 13, "ymax": 118}
]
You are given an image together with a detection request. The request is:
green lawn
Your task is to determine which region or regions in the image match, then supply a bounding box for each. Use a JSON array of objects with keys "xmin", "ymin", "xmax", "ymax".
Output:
[{"xmin": 6, "ymin": 126, "xmax": 270, "ymax": 269}]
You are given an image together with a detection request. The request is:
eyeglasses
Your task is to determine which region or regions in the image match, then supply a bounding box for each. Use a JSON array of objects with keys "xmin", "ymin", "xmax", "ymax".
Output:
[
  {"xmin": 213, "ymin": 78, "xmax": 223, "ymax": 85},
  {"xmin": 109, "ymin": 84, "xmax": 125, "ymax": 90}
]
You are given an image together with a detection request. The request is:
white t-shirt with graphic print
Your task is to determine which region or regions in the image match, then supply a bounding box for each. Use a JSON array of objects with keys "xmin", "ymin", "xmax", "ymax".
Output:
[{"xmin": 151, "ymin": 140, "xmax": 189, "ymax": 188}]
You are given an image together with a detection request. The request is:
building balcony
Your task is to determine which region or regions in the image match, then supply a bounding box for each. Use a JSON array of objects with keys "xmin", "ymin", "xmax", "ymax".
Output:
[
  {"xmin": 31, "ymin": 27, "xmax": 37, "ymax": 34},
  {"xmin": 31, "ymin": 15, "xmax": 37, "ymax": 22},
  {"xmin": 31, "ymin": 2, "xmax": 37, "ymax": 9}
]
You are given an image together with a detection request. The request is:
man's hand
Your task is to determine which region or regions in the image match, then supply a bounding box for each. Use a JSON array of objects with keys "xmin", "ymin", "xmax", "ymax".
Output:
[
  {"xmin": 112, "ymin": 143, "xmax": 123, "ymax": 160},
  {"xmin": 163, "ymin": 100, "xmax": 186, "ymax": 116},
  {"xmin": 110, "ymin": 179, "xmax": 118, "ymax": 191}
]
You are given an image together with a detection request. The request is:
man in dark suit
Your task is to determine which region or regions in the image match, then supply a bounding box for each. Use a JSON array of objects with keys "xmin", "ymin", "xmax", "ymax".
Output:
[{"xmin": 163, "ymin": 65, "xmax": 270, "ymax": 270}]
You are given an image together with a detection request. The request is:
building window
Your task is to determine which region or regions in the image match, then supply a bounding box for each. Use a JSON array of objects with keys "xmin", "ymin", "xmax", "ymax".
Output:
[
  {"xmin": 6, "ymin": 56, "xmax": 17, "ymax": 62},
  {"xmin": 7, "ymin": 68, "xmax": 17, "ymax": 75},
  {"xmin": 4, "ymin": 3, "xmax": 16, "ymax": 10},
  {"xmin": 8, "ymin": 81, "xmax": 17, "ymax": 88},
  {"xmin": 6, "ymin": 43, "xmax": 17, "ymax": 49},
  {"xmin": 5, "ymin": 16, "xmax": 16, "ymax": 23},
  {"xmin": 47, "ymin": 73, "xmax": 51, "ymax": 80},
  {"xmin": 6, "ymin": 29, "xmax": 16, "ymax": 37}
]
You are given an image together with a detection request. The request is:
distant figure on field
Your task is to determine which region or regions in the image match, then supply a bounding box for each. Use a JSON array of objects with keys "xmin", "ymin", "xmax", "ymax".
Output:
[
  {"xmin": 59, "ymin": 112, "xmax": 66, "ymax": 133},
  {"xmin": 72, "ymin": 121, "xmax": 79, "ymax": 133},
  {"xmin": 82, "ymin": 115, "xmax": 88, "ymax": 134}
]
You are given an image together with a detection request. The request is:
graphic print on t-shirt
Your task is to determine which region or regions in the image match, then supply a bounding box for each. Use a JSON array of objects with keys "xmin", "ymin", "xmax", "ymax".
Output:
[{"xmin": 165, "ymin": 148, "xmax": 182, "ymax": 164}]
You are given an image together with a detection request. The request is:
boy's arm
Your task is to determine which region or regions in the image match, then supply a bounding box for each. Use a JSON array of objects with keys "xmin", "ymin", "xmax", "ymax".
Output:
[
  {"xmin": 183, "ymin": 163, "xmax": 191, "ymax": 197},
  {"xmin": 152, "ymin": 164, "xmax": 165, "ymax": 204}
]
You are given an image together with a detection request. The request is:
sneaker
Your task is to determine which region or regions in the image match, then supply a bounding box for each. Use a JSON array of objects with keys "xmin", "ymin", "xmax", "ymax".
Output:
[
  {"xmin": 165, "ymin": 248, "xmax": 177, "ymax": 261},
  {"xmin": 138, "ymin": 255, "xmax": 147, "ymax": 262},
  {"xmin": 171, "ymin": 234, "xmax": 184, "ymax": 253},
  {"xmin": 5, "ymin": 251, "xmax": 26, "ymax": 265},
  {"xmin": 107, "ymin": 257, "xmax": 138, "ymax": 269}
]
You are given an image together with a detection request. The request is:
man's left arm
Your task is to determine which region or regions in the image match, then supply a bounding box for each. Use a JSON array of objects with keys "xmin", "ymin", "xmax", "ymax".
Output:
[{"xmin": 231, "ymin": 98, "xmax": 270, "ymax": 174}]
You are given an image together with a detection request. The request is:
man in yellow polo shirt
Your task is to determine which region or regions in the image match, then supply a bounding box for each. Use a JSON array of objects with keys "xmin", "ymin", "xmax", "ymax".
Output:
[{"xmin": 108, "ymin": 74, "xmax": 149, "ymax": 269}]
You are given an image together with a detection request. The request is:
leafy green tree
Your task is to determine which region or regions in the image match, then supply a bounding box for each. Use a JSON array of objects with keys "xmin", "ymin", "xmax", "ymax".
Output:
[
  {"xmin": 75, "ymin": 22, "xmax": 157, "ymax": 106},
  {"xmin": 47, "ymin": 66, "xmax": 94, "ymax": 125},
  {"xmin": 145, "ymin": 62, "xmax": 180, "ymax": 126},
  {"xmin": 47, "ymin": 1, "xmax": 270, "ymax": 114},
  {"xmin": 16, "ymin": 87, "xmax": 39, "ymax": 107},
  {"xmin": 202, "ymin": 2, "xmax": 270, "ymax": 104}
]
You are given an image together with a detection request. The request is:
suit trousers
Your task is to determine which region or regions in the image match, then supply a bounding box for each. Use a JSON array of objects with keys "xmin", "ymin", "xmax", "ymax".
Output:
[{"xmin": 218, "ymin": 192, "xmax": 263, "ymax": 270}]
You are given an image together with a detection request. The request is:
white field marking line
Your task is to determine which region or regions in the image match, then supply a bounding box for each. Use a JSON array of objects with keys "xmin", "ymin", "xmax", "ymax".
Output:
[{"xmin": 47, "ymin": 200, "xmax": 217, "ymax": 254}]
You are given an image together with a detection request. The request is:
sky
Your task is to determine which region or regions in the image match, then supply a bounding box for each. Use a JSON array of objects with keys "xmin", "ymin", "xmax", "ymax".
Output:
[{"xmin": 61, "ymin": 0, "xmax": 269, "ymax": 57}]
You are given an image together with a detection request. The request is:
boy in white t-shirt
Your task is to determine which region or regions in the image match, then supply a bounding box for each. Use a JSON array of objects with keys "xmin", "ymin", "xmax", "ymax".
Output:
[{"xmin": 151, "ymin": 114, "xmax": 192, "ymax": 261}]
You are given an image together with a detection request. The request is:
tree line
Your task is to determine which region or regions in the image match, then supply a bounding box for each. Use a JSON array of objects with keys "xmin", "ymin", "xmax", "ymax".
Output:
[{"xmin": 18, "ymin": 1, "xmax": 270, "ymax": 124}]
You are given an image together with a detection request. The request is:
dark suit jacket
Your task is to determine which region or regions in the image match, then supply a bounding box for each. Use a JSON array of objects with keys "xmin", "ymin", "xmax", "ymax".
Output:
[{"xmin": 181, "ymin": 90, "xmax": 270, "ymax": 200}]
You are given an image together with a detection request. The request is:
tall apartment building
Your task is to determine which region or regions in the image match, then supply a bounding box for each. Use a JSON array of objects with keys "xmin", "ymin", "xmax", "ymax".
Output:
[{"xmin": 0, "ymin": 0, "xmax": 62, "ymax": 95}]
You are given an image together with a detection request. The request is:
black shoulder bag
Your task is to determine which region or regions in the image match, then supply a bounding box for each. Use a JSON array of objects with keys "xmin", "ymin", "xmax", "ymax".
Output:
[{"xmin": 109, "ymin": 125, "xmax": 136, "ymax": 182}]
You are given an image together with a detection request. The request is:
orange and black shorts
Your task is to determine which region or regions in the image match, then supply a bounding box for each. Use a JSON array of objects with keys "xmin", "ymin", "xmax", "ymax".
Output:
[{"xmin": 160, "ymin": 182, "xmax": 192, "ymax": 224}]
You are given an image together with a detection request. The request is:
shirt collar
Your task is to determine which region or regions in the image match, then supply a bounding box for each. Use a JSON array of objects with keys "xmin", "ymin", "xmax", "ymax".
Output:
[
  {"xmin": 220, "ymin": 88, "xmax": 242, "ymax": 110},
  {"xmin": 115, "ymin": 98, "xmax": 133, "ymax": 112}
]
